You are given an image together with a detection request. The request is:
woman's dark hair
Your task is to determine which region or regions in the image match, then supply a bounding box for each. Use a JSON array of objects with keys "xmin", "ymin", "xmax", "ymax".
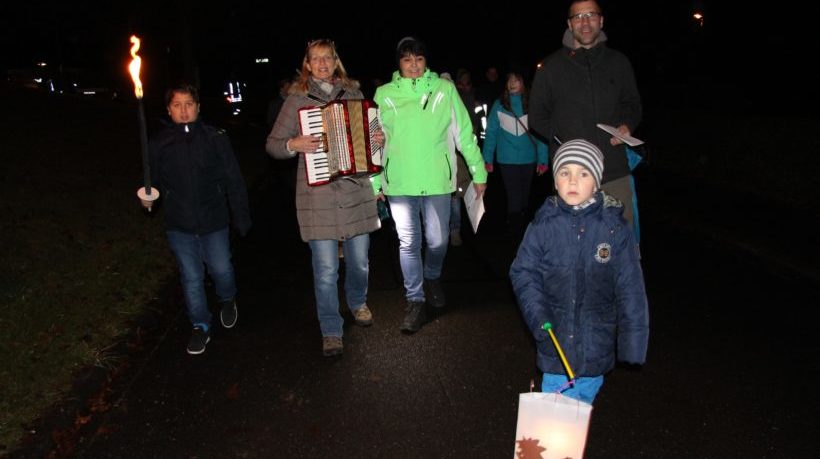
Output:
[
  {"xmin": 500, "ymin": 72, "xmax": 529, "ymax": 114},
  {"xmin": 395, "ymin": 36, "xmax": 427, "ymax": 64},
  {"xmin": 165, "ymin": 83, "xmax": 199, "ymax": 105}
]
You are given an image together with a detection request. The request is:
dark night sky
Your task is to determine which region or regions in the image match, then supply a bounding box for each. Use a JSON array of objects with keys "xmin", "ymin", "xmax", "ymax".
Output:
[{"xmin": 1, "ymin": 1, "xmax": 815, "ymax": 114}]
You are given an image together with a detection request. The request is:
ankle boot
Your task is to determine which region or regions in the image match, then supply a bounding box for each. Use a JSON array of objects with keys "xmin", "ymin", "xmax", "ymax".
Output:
[{"xmin": 400, "ymin": 300, "xmax": 427, "ymax": 333}]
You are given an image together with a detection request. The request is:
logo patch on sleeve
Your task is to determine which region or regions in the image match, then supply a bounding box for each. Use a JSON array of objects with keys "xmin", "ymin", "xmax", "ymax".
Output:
[{"xmin": 595, "ymin": 242, "xmax": 612, "ymax": 263}]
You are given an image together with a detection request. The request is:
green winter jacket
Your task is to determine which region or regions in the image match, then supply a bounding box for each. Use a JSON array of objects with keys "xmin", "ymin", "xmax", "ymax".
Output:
[{"xmin": 373, "ymin": 69, "xmax": 487, "ymax": 196}]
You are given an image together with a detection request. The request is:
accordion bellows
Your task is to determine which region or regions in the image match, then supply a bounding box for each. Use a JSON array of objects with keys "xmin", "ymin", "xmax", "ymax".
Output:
[{"xmin": 298, "ymin": 99, "xmax": 383, "ymax": 186}]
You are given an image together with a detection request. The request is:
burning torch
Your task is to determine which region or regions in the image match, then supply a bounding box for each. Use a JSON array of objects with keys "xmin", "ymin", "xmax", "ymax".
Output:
[{"xmin": 129, "ymin": 35, "xmax": 159, "ymax": 210}]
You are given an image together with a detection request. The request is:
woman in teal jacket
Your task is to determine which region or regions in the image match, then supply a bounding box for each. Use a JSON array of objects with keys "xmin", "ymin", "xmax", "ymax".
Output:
[
  {"xmin": 374, "ymin": 37, "xmax": 487, "ymax": 333},
  {"xmin": 482, "ymin": 72, "xmax": 548, "ymax": 234}
]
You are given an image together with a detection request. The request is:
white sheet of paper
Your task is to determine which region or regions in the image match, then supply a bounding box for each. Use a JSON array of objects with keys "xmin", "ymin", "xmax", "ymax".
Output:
[
  {"xmin": 596, "ymin": 123, "xmax": 644, "ymax": 147},
  {"xmin": 463, "ymin": 181, "xmax": 485, "ymax": 234}
]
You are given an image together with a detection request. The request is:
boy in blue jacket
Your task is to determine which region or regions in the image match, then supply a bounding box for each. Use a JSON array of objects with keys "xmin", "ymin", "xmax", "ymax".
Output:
[{"xmin": 509, "ymin": 139, "xmax": 648, "ymax": 403}]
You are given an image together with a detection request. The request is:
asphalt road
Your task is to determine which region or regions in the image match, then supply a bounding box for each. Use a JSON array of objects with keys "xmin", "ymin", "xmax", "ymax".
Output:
[{"xmin": 11, "ymin": 157, "xmax": 820, "ymax": 458}]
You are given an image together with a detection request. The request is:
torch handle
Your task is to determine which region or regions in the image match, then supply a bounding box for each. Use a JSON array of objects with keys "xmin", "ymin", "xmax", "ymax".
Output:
[{"xmin": 138, "ymin": 99, "xmax": 152, "ymax": 195}]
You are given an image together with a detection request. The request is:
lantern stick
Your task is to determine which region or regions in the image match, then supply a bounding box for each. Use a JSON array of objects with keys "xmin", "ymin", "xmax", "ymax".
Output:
[{"xmin": 542, "ymin": 322, "xmax": 575, "ymax": 381}]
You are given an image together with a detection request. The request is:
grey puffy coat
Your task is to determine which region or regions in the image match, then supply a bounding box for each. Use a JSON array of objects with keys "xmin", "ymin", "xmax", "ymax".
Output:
[{"xmin": 266, "ymin": 79, "xmax": 380, "ymax": 241}]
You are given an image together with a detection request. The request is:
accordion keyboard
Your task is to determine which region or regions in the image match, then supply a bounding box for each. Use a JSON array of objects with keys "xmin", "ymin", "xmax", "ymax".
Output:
[
  {"xmin": 297, "ymin": 99, "xmax": 382, "ymax": 186},
  {"xmin": 299, "ymin": 108, "xmax": 332, "ymax": 184}
]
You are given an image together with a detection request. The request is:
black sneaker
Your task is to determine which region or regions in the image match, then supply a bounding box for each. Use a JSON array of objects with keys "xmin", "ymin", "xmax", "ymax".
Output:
[
  {"xmin": 187, "ymin": 326, "xmax": 210, "ymax": 355},
  {"xmin": 424, "ymin": 278, "xmax": 446, "ymax": 308},
  {"xmin": 220, "ymin": 300, "xmax": 238, "ymax": 328},
  {"xmin": 400, "ymin": 300, "xmax": 427, "ymax": 334}
]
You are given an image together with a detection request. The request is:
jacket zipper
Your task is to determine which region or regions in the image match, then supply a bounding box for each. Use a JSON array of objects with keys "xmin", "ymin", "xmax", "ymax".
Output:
[{"xmin": 586, "ymin": 55, "xmax": 597, "ymax": 128}]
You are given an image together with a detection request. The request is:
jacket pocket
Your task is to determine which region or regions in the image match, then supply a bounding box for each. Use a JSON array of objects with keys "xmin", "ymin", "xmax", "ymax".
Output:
[{"xmin": 584, "ymin": 307, "xmax": 617, "ymax": 366}]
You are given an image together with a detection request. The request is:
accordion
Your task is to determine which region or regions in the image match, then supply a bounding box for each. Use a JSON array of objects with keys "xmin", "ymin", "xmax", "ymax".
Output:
[{"xmin": 298, "ymin": 99, "xmax": 383, "ymax": 186}]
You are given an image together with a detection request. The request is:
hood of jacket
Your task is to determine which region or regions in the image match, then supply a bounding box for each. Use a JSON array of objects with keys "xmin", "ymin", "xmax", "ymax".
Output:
[
  {"xmin": 288, "ymin": 77, "xmax": 360, "ymax": 100},
  {"xmin": 386, "ymin": 68, "xmax": 438, "ymax": 94},
  {"xmin": 561, "ymin": 28, "xmax": 608, "ymax": 49}
]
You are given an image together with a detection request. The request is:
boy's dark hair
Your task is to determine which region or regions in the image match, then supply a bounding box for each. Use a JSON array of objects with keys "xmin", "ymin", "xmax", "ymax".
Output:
[
  {"xmin": 395, "ymin": 36, "xmax": 427, "ymax": 65},
  {"xmin": 165, "ymin": 83, "xmax": 200, "ymax": 105}
]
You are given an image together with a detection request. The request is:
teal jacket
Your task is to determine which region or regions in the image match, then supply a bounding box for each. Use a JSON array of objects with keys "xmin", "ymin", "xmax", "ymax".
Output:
[
  {"xmin": 482, "ymin": 94, "xmax": 548, "ymax": 166},
  {"xmin": 373, "ymin": 69, "xmax": 487, "ymax": 196}
]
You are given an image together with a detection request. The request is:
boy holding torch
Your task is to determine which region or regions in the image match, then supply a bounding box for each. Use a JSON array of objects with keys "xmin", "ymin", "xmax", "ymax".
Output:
[{"xmin": 139, "ymin": 83, "xmax": 251, "ymax": 355}]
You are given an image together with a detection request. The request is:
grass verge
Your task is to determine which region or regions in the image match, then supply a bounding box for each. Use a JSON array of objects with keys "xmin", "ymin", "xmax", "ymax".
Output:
[{"xmin": 0, "ymin": 85, "xmax": 176, "ymax": 450}]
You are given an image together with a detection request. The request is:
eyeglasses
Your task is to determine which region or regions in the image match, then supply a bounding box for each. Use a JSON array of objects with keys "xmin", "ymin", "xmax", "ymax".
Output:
[{"xmin": 569, "ymin": 11, "xmax": 601, "ymax": 22}]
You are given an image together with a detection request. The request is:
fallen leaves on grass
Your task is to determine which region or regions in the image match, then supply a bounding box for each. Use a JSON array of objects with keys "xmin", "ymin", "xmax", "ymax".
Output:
[{"xmin": 226, "ymin": 382, "xmax": 240, "ymax": 400}]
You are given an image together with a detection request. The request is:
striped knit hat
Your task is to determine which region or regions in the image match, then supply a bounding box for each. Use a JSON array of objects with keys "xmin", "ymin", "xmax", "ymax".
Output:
[{"xmin": 552, "ymin": 139, "xmax": 605, "ymax": 188}]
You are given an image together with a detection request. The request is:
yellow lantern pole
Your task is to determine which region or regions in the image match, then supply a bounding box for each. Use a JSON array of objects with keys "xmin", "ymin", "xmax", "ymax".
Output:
[{"xmin": 542, "ymin": 322, "xmax": 575, "ymax": 381}]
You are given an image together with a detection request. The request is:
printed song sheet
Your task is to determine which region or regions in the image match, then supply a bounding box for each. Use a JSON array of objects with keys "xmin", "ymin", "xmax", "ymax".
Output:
[
  {"xmin": 463, "ymin": 181, "xmax": 485, "ymax": 233},
  {"xmin": 596, "ymin": 123, "xmax": 644, "ymax": 147}
]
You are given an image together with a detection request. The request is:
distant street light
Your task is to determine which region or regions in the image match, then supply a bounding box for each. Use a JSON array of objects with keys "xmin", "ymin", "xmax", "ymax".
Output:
[{"xmin": 693, "ymin": 12, "xmax": 704, "ymax": 27}]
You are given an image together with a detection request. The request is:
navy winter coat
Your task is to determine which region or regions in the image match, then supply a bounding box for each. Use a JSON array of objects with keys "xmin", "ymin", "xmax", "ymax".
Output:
[
  {"xmin": 509, "ymin": 192, "xmax": 648, "ymax": 377},
  {"xmin": 148, "ymin": 120, "xmax": 251, "ymax": 236}
]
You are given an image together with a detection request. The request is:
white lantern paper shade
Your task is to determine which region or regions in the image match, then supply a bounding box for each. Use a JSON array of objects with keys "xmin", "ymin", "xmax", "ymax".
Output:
[{"xmin": 514, "ymin": 392, "xmax": 593, "ymax": 459}]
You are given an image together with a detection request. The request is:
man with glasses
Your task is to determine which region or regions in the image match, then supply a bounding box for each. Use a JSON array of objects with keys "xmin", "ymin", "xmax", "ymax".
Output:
[{"xmin": 529, "ymin": 0, "xmax": 642, "ymax": 228}]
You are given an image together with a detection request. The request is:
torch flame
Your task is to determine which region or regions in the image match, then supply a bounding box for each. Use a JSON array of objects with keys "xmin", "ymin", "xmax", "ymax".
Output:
[{"xmin": 128, "ymin": 35, "xmax": 143, "ymax": 99}]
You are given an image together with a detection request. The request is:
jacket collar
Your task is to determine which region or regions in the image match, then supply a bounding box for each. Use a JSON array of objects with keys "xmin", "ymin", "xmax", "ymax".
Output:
[
  {"xmin": 562, "ymin": 28, "xmax": 608, "ymax": 64},
  {"xmin": 556, "ymin": 191, "xmax": 604, "ymax": 216},
  {"xmin": 162, "ymin": 118, "xmax": 202, "ymax": 134},
  {"xmin": 306, "ymin": 78, "xmax": 345, "ymax": 103},
  {"xmin": 390, "ymin": 68, "xmax": 437, "ymax": 93}
]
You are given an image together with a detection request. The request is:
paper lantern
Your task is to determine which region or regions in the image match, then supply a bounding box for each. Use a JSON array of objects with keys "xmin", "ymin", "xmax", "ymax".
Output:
[{"xmin": 514, "ymin": 392, "xmax": 592, "ymax": 459}]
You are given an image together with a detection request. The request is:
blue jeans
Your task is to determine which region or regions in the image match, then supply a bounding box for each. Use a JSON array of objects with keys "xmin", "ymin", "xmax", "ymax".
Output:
[
  {"xmin": 541, "ymin": 373, "xmax": 604, "ymax": 404},
  {"xmin": 308, "ymin": 234, "xmax": 370, "ymax": 337},
  {"xmin": 388, "ymin": 195, "xmax": 450, "ymax": 301},
  {"xmin": 166, "ymin": 228, "xmax": 236, "ymax": 331}
]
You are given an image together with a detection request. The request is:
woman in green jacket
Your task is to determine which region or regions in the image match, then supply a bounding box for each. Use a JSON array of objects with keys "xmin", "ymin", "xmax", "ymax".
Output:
[{"xmin": 373, "ymin": 37, "xmax": 487, "ymax": 333}]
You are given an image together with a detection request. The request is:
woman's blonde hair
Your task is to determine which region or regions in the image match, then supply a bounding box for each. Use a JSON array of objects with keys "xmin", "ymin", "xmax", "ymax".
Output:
[{"xmin": 295, "ymin": 39, "xmax": 358, "ymax": 93}]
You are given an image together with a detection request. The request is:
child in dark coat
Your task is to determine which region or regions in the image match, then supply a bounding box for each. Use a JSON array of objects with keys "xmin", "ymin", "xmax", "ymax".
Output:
[
  {"xmin": 139, "ymin": 83, "xmax": 251, "ymax": 355},
  {"xmin": 509, "ymin": 139, "xmax": 648, "ymax": 403}
]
